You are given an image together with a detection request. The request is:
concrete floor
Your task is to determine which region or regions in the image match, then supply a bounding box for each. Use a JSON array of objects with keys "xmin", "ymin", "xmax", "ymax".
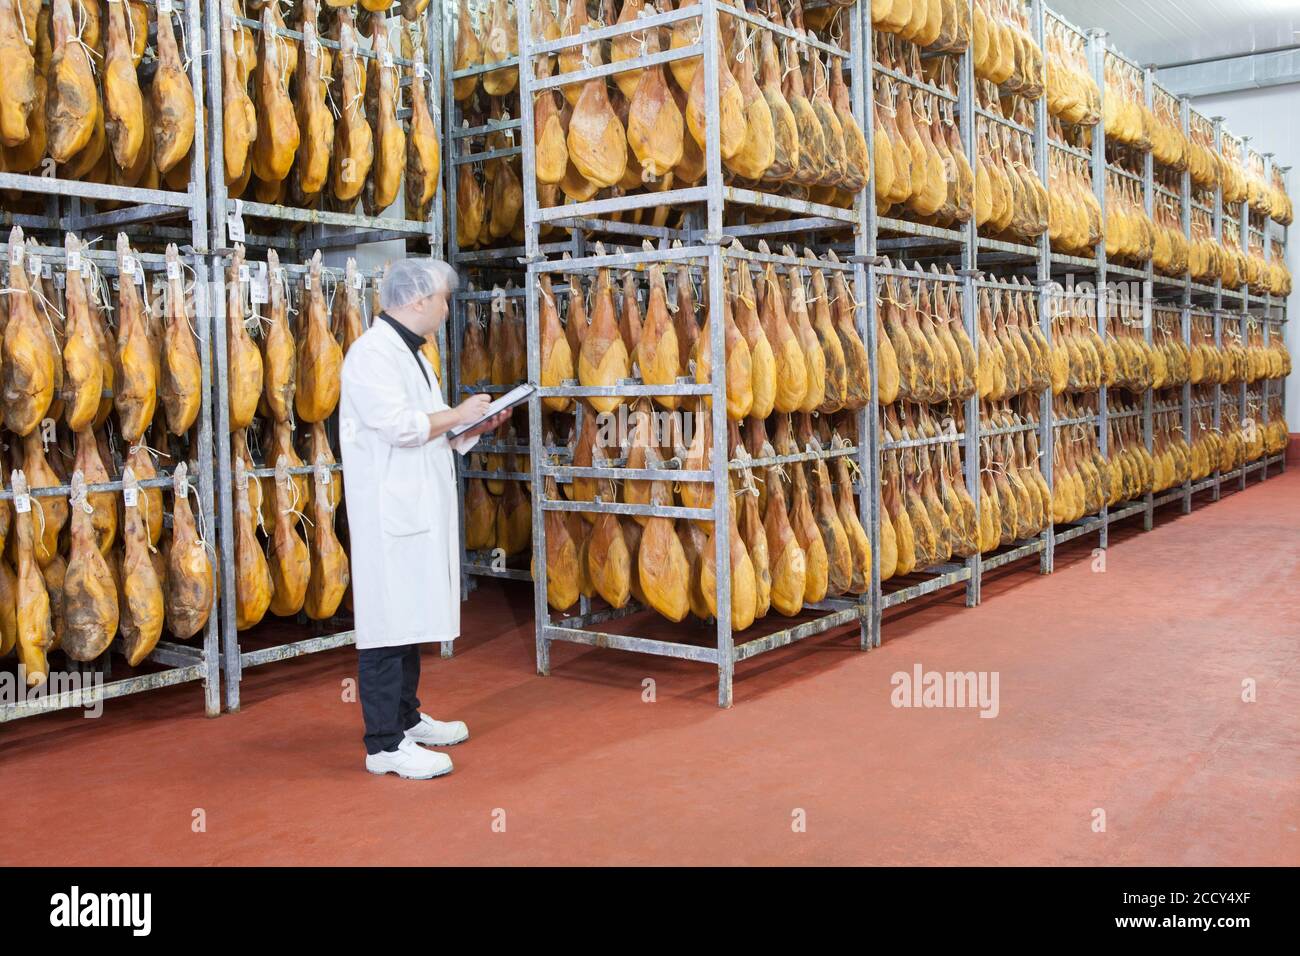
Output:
[{"xmin": 2, "ymin": 469, "xmax": 1297, "ymax": 866}]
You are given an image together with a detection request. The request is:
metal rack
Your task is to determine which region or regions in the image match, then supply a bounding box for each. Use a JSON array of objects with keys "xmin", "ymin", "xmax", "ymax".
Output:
[
  {"xmin": 509, "ymin": 0, "xmax": 1293, "ymax": 709},
  {"xmin": 0, "ymin": 242, "xmax": 220, "ymax": 722},
  {"xmin": 205, "ymin": 0, "xmax": 445, "ymax": 258},
  {"xmin": 517, "ymin": 0, "xmax": 877, "ymax": 706},
  {"xmin": 204, "ymin": 1, "xmax": 449, "ymax": 709},
  {"xmin": 873, "ymin": 6, "xmax": 982, "ymax": 610},
  {"xmin": 0, "ymin": 1, "xmax": 208, "ymax": 248},
  {"xmin": 210, "ymin": 251, "xmax": 407, "ymax": 711},
  {"xmin": 442, "ymin": 8, "xmax": 536, "ymax": 599},
  {"xmin": 0, "ymin": 0, "xmax": 219, "ymax": 721}
]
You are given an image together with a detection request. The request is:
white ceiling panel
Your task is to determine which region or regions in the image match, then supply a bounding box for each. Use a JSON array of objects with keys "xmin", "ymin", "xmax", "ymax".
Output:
[{"xmin": 1047, "ymin": 0, "xmax": 1300, "ymax": 68}]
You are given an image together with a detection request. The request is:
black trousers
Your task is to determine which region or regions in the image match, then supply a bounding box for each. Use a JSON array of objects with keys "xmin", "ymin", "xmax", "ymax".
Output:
[{"xmin": 357, "ymin": 645, "xmax": 423, "ymax": 755}]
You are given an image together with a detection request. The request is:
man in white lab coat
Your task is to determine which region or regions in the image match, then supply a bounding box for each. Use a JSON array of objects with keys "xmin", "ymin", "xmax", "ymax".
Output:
[{"xmin": 339, "ymin": 259, "xmax": 508, "ymax": 780}]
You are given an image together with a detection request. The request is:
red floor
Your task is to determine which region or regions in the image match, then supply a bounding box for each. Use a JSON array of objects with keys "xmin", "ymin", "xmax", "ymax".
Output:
[{"xmin": 2, "ymin": 469, "xmax": 1298, "ymax": 866}]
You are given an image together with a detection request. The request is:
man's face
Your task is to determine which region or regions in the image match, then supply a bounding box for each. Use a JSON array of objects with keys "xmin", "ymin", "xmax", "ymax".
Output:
[
  {"xmin": 410, "ymin": 290, "xmax": 448, "ymax": 334},
  {"xmin": 430, "ymin": 289, "xmax": 449, "ymax": 329}
]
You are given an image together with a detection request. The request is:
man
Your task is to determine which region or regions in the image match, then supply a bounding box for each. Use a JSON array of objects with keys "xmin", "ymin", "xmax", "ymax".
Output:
[{"xmin": 339, "ymin": 258, "xmax": 508, "ymax": 780}]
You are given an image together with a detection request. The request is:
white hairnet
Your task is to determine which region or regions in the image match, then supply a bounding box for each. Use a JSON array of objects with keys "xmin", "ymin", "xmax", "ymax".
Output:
[{"xmin": 380, "ymin": 258, "xmax": 459, "ymax": 311}]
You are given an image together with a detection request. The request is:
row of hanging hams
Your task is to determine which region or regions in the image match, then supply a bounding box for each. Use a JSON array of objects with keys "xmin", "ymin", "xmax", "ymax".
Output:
[
  {"xmin": 223, "ymin": 246, "xmax": 373, "ymax": 631},
  {"xmin": 877, "ymin": 266, "xmax": 973, "ymax": 406},
  {"xmin": 880, "ymin": 403, "xmax": 979, "ymax": 572},
  {"xmin": 3, "ymin": 459, "xmax": 214, "ymax": 688},
  {"xmin": 0, "ymin": 0, "xmax": 195, "ymax": 195},
  {"xmin": 873, "ymin": 41, "xmax": 973, "ymax": 227},
  {"xmin": 221, "ymin": 0, "xmax": 440, "ymax": 217},
  {"xmin": 543, "ymin": 407, "xmax": 872, "ymax": 628},
  {"xmin": 512, "ymin": 0, "xmax": 869, "ymax": 223},
  {"xmin": 1103, "ymin": 396, "xmax": 1157, "ymax": 504},
  {"xmin": 1044, "ymin": 17, "xmax": 1099, "ymax": 127},
  {"xmin": 1050, "ymin": 394, "xmax": 1110, "ymax": 522},
  {"xmin": 1104, "ymin": 167, "xmax": 1156, "ymax": 264},
  {"xmin": 538, "ymin": 244, "xmax": 871, "ymax": 423},
  {"xmin": 871, "ymin": 0, "xmax": 970, "ymax": 54},
  {"xmin": 0, "ymin": 229, "xmax": 212, "ymax": 685},
  {"xmin": 973, "ymin": 79, "xmax": 1050, "ymax": 242},
  {"xmin": 976, "ymin": 402, "xmax": 1052, "ymax": 551},
  {"xmin": 230, "ymin": 445, "xmax": 349, "ymax": 632},
  {"xmin": 970, "ymin": 0, "xmax": 1042, "ymax": 97},
  {"xmin": 458, "ymin": 285, "xmax": 532, "ymax": 556},
  {"xmin": 1046, "ymin": 143, "xmax": 1102, "ymax": 257},
  {"xmin": 1187, "ymin": 315, "xmax": 1295, "ymax": 386},
  {"xmin": 2, "ymin": 227, "xmax": 202, "ymax": 445}
]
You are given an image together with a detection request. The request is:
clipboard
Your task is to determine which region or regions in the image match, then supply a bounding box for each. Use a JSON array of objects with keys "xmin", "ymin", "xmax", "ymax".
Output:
[{"xmin": 448, "ymin": 383, "xmax": 537, "ymax": 437}]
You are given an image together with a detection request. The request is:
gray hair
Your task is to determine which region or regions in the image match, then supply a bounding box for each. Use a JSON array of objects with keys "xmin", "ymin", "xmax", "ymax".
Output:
[{"xmin": 380, "ymin": 258, "xmax": 459, "ymax": 311}]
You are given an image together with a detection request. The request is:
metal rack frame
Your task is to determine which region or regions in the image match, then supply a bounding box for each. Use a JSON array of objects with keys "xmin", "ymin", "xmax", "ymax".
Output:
[
  {"xmin": 0, "ymin": 0, "xmax": 220, "ymax": 722},
  {"xmin": 873, "ymin": 6, "xmax": 982, "ymax": 611},
  {"xmin": 442, "ymin": 9, "xmax": 535, "ymax": 601},
  {"xmin": 204, "ymin": 1, "xmax": 448, "ymax": 710},
  {"xmin": 517, "ymin": 0, "xmax": 877, "ymax": 706}
]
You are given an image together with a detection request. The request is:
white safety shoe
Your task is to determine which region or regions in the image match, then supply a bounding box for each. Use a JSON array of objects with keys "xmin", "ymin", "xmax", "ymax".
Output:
[
  {"xmin": 366, "ymin": 738, "xmax": 453, "ymax": 780},
  {"xmin": 405, "ymin": 713, "xmax": 470, "ymax": 747}
]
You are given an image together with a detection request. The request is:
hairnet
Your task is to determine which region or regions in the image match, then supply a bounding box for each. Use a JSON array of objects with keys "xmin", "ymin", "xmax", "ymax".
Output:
[{"xmin": 380, "ymin": 258, "xmax": 459, "ymax": 311}]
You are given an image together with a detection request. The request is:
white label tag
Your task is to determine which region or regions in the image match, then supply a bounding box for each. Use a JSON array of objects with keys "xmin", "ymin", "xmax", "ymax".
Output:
[
  {"xmin": 13, "ymin": 244, "xmax": 23, "ymax": 265},
  {"xmin": 352, "ymin": 272, "xmax": 364, "ymax": 291},
  {"xmin": 239, "ymin": 264, "xmax": 251, "ymax": 284},
  {"xmin": 124, "ymin": 486, "xmax": 139, "ymax": 508},
  {"xmin": 227, "ymin": 204, "xmax": 245, "ymax": 243},
  {"xmin": 167, "ymin": 260, "xmax": 181, "ymax": 281},
  {"xmin": 14, "ymin": 494, "xmax": 30, "ymax": 515},
  {"xmin": 250, "ymin": 271, "xmax": 269, "ymax": 305},
  {"xmin": 304, "ymin": 273, "xmax": 312, "ymax": 291},
  {"xmin": 308, "ymin": 34, "xmax": 320, "ymax": 58},
  {"xmin": 67, "ymin": 248, "xmax": 81, "ymax": 272},
  {"xmin": 121, "ymin": 255, "xmax": 136, "ymax": 276},
  {"xmin": 382, "ymin": 50, "xmax": 394, "ymax": 69},
  {"xmin": 27, "ymin": 255, "xmax": 40, "ymax": 277},
  {"xmin": 316, "ymin": 464, "xmax": 330, "ymax": 486},
  {"xmin": 41, "ymin": 262, "xmax": 51, "ymax": 279},
  {"xmin": 157, "ymin": 0, "xmax": 172, "ymax": 12},
  {"xmin": 415, "ymin": 60, "xmax": 426, "ymax": 78}
]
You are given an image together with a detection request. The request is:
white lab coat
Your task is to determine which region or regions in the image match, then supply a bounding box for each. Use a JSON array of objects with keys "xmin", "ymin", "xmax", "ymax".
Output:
[{"xmin": 339, "ymin": 321, "xmax": 478, "ymax": 650}]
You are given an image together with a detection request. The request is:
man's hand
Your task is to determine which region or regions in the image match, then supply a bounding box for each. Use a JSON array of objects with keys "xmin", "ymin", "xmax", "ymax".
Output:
[
  {"xmin": 454, "ymin": 393, "xmax": 493, "ymax": 426},
  {"xmin": 461, "ymin": 409, "xmax": 511, "ymax": 439}
]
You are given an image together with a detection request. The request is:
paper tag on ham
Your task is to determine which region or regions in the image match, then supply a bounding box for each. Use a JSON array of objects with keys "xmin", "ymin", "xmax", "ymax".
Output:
[
  {"xmin": 124, "ymin": 486, "xmax": 139, "ymax": 508},
  {"xmin": 227, "ymin": 204, "xmax": 246, "ymax": 244},
  {"xmin": 14, "ymin": 494, "xmax": 30, "ymax": 515}
]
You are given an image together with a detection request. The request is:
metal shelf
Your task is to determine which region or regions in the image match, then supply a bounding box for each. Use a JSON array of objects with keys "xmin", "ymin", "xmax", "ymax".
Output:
[
  {"xmin": 0, "ymin": 0, "xmax": 220, "ymax": 723},
  {"xmin": 205, "ymin": 2, "xmax": 451, "ymax": 710}
]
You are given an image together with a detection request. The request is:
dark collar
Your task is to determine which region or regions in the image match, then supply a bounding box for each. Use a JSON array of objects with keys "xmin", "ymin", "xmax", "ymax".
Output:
[{"xmin": 378, "ymin": 311, "xmax": 425, "ymax": 356}]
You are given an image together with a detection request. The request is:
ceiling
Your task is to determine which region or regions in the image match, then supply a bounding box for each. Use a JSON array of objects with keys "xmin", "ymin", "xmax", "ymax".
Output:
[{"xmin": 1046, "ymin": 0, "xmax": 1300, "ymax": 69}]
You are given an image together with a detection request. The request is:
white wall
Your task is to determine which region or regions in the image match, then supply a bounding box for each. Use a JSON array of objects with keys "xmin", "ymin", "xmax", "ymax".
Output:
[{"xmin": 1193, "ymin": 83, "xmax": 1300, "ymax": 430}]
